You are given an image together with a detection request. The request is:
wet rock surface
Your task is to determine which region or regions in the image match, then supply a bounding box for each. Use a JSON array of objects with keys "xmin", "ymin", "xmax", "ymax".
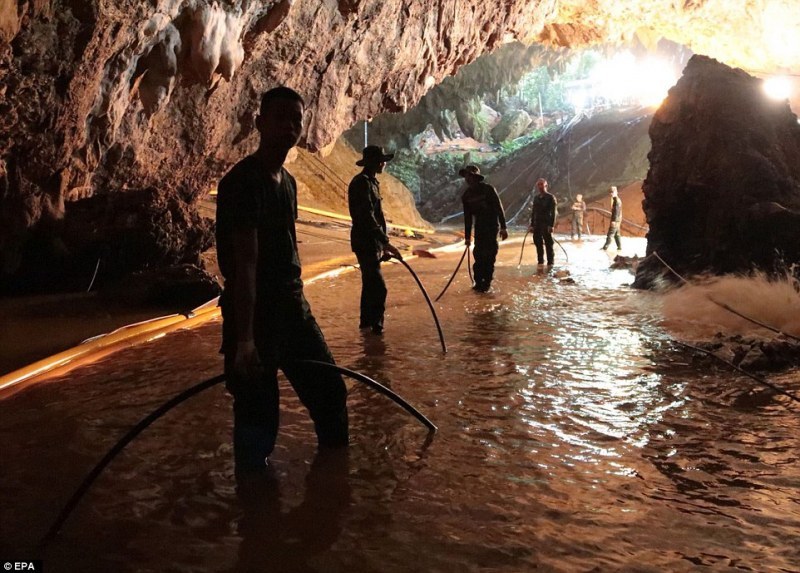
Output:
[
  {"xmin": 689, "ymin": 334, "xmax": 800, "ymax": 374},
  {"xmin": 635, "ymin": 55, "xmax": 800, "ymax": 288},
  {"xmin": 2, "ymin": 2, "xmax": 799, "ymax": 293}
]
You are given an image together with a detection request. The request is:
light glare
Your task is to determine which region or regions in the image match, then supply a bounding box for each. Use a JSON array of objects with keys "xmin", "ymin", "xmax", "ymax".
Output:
[{"xmin": 763, "ymin": 76, "xmax": 791, "ymax": 100}]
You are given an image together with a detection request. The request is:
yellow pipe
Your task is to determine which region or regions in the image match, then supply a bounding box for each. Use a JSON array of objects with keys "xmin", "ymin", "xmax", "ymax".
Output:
[
  {"xmin": 0, "ymin": 314, "xmax": 187, "ymax": 395},
  {"xmin": 297, "ymin": 205, "xmax": 434, "ymax": 234},
  {"xmin": 0, "ymin": 233, "xmax": 471, "ymax": 398}
]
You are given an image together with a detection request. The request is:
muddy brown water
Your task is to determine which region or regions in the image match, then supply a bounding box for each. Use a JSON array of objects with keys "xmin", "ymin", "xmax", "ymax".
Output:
[{"xmin": 1, "ymin": 237, "xmax": 799, "ymax": 572}]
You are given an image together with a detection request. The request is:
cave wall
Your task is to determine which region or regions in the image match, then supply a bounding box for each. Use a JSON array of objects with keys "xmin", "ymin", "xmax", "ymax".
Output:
[
  {"xmin": 1, "ymin": 0, "xmax": 798, "ymax": 289},
  {"xmin": 634, "ymin": 55, "xmax": 800, "ymax": 288}
]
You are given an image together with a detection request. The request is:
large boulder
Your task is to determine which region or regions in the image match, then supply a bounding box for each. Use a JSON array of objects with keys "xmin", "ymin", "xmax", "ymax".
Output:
[
  {"xmin": 492, "ymin": 109, "xmax": 532, "ymax": 142},
  {"xmin": 634, "ymin": 55, "xmax": 800, "ymax": 288}
]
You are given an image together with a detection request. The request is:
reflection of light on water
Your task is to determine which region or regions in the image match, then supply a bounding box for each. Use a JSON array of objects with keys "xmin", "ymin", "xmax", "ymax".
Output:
[{"xmin": 504, "ymin": 237, "xmax": 686, "ymax": 477}]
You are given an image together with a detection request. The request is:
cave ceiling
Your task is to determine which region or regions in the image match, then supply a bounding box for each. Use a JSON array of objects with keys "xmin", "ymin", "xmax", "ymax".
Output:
[{"xmin": 0, "ymin": 0, "xmax": 798, "ymax": 243}]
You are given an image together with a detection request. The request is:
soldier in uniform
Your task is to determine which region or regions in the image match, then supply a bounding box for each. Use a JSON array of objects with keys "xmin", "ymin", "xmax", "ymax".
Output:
[
  {"xmin": 459, "ymin": 165, "xmax": 508, "ymax": 292},
  {"xmin": 348, "ymin": 145, "xmax": 403, "ymax": 334}
]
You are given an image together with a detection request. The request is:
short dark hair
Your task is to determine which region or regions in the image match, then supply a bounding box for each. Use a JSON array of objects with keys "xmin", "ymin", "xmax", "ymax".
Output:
[{"xmin": 259, "ymin": 86, "xmax": 305, "ymax": 116}]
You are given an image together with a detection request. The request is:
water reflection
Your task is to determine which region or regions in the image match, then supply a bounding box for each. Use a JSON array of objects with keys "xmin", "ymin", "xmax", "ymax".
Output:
[
  {"xmin": 235, "ymin": 450, "xmax": 351, "ymax": 573},
  {"xmin": 1, "ymin": 236, "xmax": 799, "ymax": 571}
]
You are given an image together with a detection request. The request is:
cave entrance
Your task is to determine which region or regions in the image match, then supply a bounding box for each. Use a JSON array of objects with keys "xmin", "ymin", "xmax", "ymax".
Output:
[{"xmin": 341, "ymin": 40, "xmax": 690, "ymax": 229}]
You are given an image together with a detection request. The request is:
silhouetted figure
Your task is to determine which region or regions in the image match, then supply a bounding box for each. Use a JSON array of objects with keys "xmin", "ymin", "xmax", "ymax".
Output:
[
  {"xmin": 459, "ymin": 165, "xmax": 508, "ymax": 292},
  {"xmin": 601, "ymin": 186, "xmax": 623, "ymax": 251},
  {"xmin": 529, "ymin": 178, "xmax": 557, "ymax": 266},
  {"xmin": 348, "ymin": 146, "xmax": 403, "ymax": 335},
  {"xmin": 570, "ymin": 194, "xmax": 587, "ymax": 240},
  {"xmin": 216, "ymin": 86, "xmax": 349, "ymax": 474}
]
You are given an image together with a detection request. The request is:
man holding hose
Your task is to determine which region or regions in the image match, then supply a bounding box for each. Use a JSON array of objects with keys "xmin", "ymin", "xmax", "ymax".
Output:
[{"xmin": 459, "ymin": 165, "xmax": 508, "ymax": 292}]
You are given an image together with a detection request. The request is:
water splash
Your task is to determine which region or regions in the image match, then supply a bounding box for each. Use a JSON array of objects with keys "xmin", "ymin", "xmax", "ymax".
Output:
[{"xmin": 660, "ymin": 272, "xmax": 800, "ymax": 340}]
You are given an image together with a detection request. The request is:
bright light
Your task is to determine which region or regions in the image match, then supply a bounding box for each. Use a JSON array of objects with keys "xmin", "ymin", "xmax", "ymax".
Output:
[
  {"xmin": 761, "ymin": 1, "xmax": 800, "ymax": 69},
  {"xmin": 763, "ymin": 76, "xmax": 792, "ymax": 100},
  {"xmin": 637, "ymin": 58, "xmax": 678, "ymax": 107},
  {"xmin": 587, "ymin": 51, "xmax": 678, "ymax": 108}
]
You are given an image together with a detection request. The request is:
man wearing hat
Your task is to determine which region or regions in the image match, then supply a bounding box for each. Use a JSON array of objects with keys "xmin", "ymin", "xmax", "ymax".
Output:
[
  {"xmin": 459, "ymin": 165, "xmax": 508, "ymax": 292},
  {"xmin": 348, "ymin": 145, "xmax": 402, "ymax": 334},
  {"xmin": 529, "ymin": 178, "xmax": 557, "ymax": 266}
]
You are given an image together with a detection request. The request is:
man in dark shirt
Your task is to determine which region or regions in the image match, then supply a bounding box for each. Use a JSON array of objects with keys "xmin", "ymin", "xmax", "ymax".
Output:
[
  {"xmin": 529, "ymin": 178, "xmax": 557, "ymax": 266},
  {"xmin": 347, "ymin": 145, "xmax": 402, "ymax": 335},
  {"xmin": 216, "ymin": 86, "xmax": 348, "ymax": 473},
  {"xmin": 459, "ymin": 165, "xmax": 508, "ymax": 292},
  {"xmin": 601, "ymin": 185, "xmax": 623, "ymax": 251}
]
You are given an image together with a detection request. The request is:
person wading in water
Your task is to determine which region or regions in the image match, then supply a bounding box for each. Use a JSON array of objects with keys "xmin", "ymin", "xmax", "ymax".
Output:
[
  {"xmin": 216, "ymin": 86, "xmax": 349, "ymax": 474},
  {"xmin": 459, "ymin": 165, "xmax": 508, "ymax": 292},
  {"xmin": 601, "ymin": 185, "xmax": 623, "ymax": 251},
  {"xmin": 347, "ymin": 145, "xmax": 403, "ymax": 335},
  {"xmin": 529, "ymin": 178, "xmax": 557, "ymax": 266}
]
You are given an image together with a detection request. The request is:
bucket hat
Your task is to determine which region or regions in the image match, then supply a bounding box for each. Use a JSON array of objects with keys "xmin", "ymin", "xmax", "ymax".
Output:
[{"xmin": 356, "ymin": 145, "xmax": 395, "ymax": 166}]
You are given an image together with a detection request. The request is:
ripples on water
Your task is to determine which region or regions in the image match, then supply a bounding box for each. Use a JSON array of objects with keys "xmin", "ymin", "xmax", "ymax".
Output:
[{"xmin": 1, "ymin": 236, "xmax": 799, "ymax": 572}]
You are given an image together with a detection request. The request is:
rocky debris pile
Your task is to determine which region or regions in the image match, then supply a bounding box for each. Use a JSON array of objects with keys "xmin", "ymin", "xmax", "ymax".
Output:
[
  {"xmin": 635, "ymin": 55, "xmax": 800, "ymax": 289},
  {"xmin": 610, "ymin": 254, "xmax": 640, "ymax": 272},
  {"xmin": 699, "ymin": 334, "xmax": 800, "ymax": 372}
]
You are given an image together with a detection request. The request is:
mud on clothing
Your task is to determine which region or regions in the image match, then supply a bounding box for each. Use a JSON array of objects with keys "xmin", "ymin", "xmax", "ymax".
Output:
[
  {"xmin": 348, "ymin": 172, "xmax": 390, "ymax": 329},
  {"xmin": 530, "ymin": 191, "xmax": 558, "ymax": 265},
  {"xmin": 216, "ymin": 155, "xmax": 348, "ymax": 467},
  {"xmin": 462, "ymin": 182, "xmax": 507, "ymax": 290}
]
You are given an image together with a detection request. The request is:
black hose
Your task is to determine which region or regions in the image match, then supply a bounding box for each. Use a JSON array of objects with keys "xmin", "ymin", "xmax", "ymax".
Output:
[
  {"xmin": 553, "ymin": 236, "xmax": 569, "ymax": 264},
  {"xmin": 394, "ymin": 257, "xmax": 447, "ymax": 353},
  {"xmin": 434, "ymin": 246, "xmax": 468, "ymax": 302},
  {"xmin": 517, "ymin": 230, "xmax": 530, "ymax": 268},
  {"xmin": 39, "ymin": 373, "xmax": 226, "ymax": 549},
  {"xmin": 302, "ymin": 360, "xmax": 437, "ymax": 432},
  {"xmin": 39, "ymin": 361, "xmax": 438, "ymax": 547}
]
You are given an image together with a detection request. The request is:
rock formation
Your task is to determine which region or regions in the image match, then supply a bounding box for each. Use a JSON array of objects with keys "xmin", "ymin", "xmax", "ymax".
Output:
[
  {"xmin": 1, "ymin": 1, "xmax": 799, "ymax": 292},
  {"xmin": 634, "ymin": 55, "xmax": 800, "ymax": 288}
]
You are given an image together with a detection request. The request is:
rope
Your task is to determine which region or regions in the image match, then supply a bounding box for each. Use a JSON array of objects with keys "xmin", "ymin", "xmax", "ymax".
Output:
[
  {"xmin": 651, "ymin": 251, "xmax": 800, "ymax": 343},
  {"xmin": 674, "ymin": 340, "xmax": 800, "ymax": 405}
]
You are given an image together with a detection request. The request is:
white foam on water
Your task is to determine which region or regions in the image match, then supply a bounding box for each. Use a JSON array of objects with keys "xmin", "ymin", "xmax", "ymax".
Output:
[{"xmin": 660, "ymin": 272, "xmax": 800, "ymax": 341}]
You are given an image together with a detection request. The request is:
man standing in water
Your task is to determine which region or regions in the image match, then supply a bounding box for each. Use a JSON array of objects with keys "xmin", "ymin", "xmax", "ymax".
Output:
[
  {"xmin": 216, "ymin": 86, "xmax": 348, "ymax": 473},
  {"xmin": 348, "ymin": 145, "xmax": 403, "ymax": 334},
  {"xmin": 601, "ymin": 185, "xmax": 623, "ymax": 251},
  {"xmin": 459, "ymin": 165, "xmax": 508, "ymax": 292},
  {"xmin": 570, "ymin": 193, "xmax": 587, "ymax": 240},
  {"xmin": 529, "ymin": 178, "xmax": 557, "ymax": 266}
]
